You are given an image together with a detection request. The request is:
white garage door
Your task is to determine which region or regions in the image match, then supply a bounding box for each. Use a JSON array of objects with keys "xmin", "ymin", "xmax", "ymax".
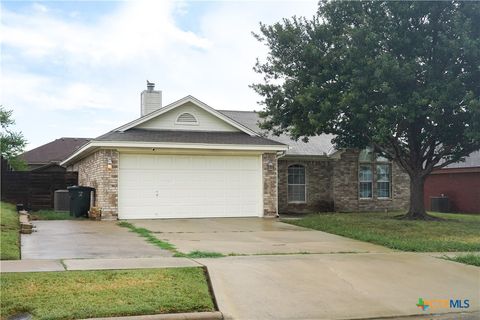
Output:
[{"xmin": 118, "ymin": 154, "xmax": 263, "ymax": 219}]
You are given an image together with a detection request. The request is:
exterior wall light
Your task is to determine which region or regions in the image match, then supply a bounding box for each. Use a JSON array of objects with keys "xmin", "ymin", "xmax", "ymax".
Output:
[
  {"xmin": 107, "ymin": 158, "xmax": 112, "ymax": 171},
  {"xmin": 267, "ymin": 160, "xmax": 274, "ymax": 171}
]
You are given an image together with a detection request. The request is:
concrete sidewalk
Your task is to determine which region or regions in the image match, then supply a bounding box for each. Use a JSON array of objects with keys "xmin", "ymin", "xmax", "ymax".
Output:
[{"xmin": 0, "ymin": 257, "xmax": 200, "ymax": 272}]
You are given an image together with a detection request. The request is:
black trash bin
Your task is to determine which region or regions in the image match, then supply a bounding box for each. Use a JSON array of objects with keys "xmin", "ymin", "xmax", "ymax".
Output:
[{"xmin": 67, "ymin": 186, "xmax": 95, "ymax": 217}]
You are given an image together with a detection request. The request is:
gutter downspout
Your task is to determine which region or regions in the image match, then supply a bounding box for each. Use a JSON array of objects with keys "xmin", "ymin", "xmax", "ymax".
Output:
[{"xmin": 275, "ymin": 150, "xmax": 287, "ymax": 218}]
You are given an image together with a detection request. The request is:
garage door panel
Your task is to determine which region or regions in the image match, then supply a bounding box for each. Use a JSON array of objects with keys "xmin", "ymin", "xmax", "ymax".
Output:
[
  {"xmin": 118, "ymin": 154, "xmax": 138, "ymax": 168},
  {"xmin": 118, "ymin": 154, "xmax": 262, "ymax": 219}
]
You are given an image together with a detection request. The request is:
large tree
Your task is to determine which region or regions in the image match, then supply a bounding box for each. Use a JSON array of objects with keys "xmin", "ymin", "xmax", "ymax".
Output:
[
  {"xmin": 1, "ymin": 106, "xmax": 28, "ymax": 171},
  {"xmin": 252, "ymin": 1, "xmax": 480, "ymax": 220}
]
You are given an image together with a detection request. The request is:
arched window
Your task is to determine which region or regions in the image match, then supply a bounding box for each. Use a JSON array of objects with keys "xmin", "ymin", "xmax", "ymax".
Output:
[
  {"xmin": 358, "ymin": 148, "xmax": 391, "ymax": 199},
  {"xmin": 288, "ymin": 164, "xmax": 306, "ymax": 203},
  {"xmin": 175, "ymin": 112, "xmax": 198, "ymax": 125}
]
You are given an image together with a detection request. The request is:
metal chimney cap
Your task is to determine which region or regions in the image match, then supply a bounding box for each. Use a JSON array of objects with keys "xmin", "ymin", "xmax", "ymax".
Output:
[{"xmin": 146, "ymin": 80, "xmax": 155, "ymax": 91}]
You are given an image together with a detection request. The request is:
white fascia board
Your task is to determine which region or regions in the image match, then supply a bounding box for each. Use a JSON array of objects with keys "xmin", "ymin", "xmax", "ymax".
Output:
[
  {"xmin": 114, "ymin": 95, "xmax": 260, "ymax": 136},
  {"xmin": 61, "ymin": 140, "xmax": 288, "ymax": 166}
]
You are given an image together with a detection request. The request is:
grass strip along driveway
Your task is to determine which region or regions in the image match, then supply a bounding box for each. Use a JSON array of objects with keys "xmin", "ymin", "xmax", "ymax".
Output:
[
  {"xmin": 1, "ymin": 268, "xmax": 215, "ymax": 320},
  {"xmin": 0, "ymin": 202, "xmax": 20, "ymax": 260},
  {"xmin": 445, "ymin": 253, "xmax": 480, "ymax": 267},
  {"xmin": 118, "ymin": 221, "xmax": 226, "ymax": 258},
  {"xmin": 285, "ymin": 212, "xmax": 480, "ymax": 252}
]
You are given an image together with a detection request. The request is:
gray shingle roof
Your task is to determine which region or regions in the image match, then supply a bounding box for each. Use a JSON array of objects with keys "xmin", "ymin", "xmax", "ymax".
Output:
[
  {"xmin": 96, "ymin": 129, "xmax": 285, "ymax": 146},
  {"xmin": 219, "ymin": 110, "xmax": 335, "ymax": 156},
  {"xmin": 444, "ymin": 151, "xmax": 480, "ymax": 169},
  {"xmin": 22, "ymin": 137, "xmax": 91, "ymax": 164}
]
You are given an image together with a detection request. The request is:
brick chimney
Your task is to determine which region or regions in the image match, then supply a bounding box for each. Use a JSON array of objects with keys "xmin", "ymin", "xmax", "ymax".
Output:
[{"xmin": 141, "ymin": 81, "xmax": 162, "ymax": 116}]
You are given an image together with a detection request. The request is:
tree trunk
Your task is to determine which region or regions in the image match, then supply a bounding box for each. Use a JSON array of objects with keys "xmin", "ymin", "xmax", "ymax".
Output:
[{"xmin": 401, "ymin": 174, "xmax": 438, "ymax": 220}]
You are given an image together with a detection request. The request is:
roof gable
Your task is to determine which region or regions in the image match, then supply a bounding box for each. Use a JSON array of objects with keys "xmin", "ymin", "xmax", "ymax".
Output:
[
  {"xmin": 136, "ymin": 102, "xmax": 240, "ymax": 132},
  {"xmin": 116, "ymin": 96, "xmax": 259, "ymax": 136}
]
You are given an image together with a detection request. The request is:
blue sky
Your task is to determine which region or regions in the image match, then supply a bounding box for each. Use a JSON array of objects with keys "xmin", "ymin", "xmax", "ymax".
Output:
[{"xmin": 1, "ymin": 0, "xmax": 317, "ymax": 150}]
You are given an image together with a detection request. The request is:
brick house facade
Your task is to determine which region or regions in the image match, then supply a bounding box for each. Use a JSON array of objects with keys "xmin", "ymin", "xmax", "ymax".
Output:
[
  {"xmin": 68, "ymin": 148, "xmax": 409, "ymax": 220},
  {"xmin": 278, "ymin": 150, "xmax": 409, "ymax": 214},
  {"xmin": 70, "ymin": 149, "xmax": 119, "ymax": 220},
  {"xmin": 62, "ymin": 88, "xmax": 410, "ymax": 220},
  {"xmin": 332, "ymin": 150, "xmax": 409, "ymax": 212},
  {"xmin": 262, "ymin": 153, "xmax": 278, "ymax": 217}
]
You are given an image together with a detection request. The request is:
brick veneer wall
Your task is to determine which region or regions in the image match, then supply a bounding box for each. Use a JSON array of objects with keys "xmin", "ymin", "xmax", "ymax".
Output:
[
  {"xmin": 69, "ymin": 149, "xmax": 118, "ymax": 220},
  {"xmin": 278, "ymin": 158, "xmax": 334, "ymax": 214},
  {"xmin": 333, "ymin": 150, "xmax": 410, "ymax": 212},
  {"xmin": 262, "ymin": 153, "xmax": 278, "ymax": 217}
]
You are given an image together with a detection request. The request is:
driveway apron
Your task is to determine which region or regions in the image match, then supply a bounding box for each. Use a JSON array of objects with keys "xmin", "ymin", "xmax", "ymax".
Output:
[{"xmin": 198, "ymin": 253, "xmax": 480, "ymax": 320}]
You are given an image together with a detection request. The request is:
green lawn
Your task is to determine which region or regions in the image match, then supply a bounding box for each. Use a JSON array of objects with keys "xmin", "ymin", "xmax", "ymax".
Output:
[
  {"xmin": 0, "ymin": 268, "xmax": 215, "ymax": 320},
  {"xmin": 0, "ymin": 202, "xmax": 20, "ymax": 260},
  {"xmin": 284, "ymin": 212, "xmax": 480, "ymax": 252},
  {"xmin": 446, "ymin": 254, "xmax": 480, "ymax": 267},
  {"xmin": 30, "ymin": 209, "xmax": 81, "ymax": 220}
]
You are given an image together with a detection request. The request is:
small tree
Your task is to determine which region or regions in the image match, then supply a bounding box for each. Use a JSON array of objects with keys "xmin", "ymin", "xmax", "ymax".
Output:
[
  {"xmin": 252, "ymin": 1, "xmax": 480, "ymax": 220},
  {"xmin": 1, "ymin": 106, "xmax": 28, "ymax": 171}
]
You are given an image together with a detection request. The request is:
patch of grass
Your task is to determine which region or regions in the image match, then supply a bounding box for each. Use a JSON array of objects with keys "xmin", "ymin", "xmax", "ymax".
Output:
[
  {"xmin": 284, "ymin": 212, "xmax": 480, "ymax": 252},
  {"xmin": 0, "ymin": 202, "xmax": 20, "ymax": 260},
  {"xmin": 174, "ymin": 251, "xmax": 226, "ymax": 258},
  {"xmin": 0, "ymin": 268, "xmax": 215, "ymax": 320},
  {"xmin": 30, "ymin": 210, "xmax": 82, "ymax": 220},
  {"xmin": 445, "ymin": 254, "xmax": 480, "ymax": 267},
  {"xmin": 117, "ymin": 222, "xmax": 176, "ymax": 251}
]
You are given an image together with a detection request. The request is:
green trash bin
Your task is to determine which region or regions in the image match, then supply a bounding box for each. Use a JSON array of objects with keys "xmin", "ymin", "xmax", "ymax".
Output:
[{"xmin": 67, "ymin": 186, "xmax": 95, "ymax": 218}]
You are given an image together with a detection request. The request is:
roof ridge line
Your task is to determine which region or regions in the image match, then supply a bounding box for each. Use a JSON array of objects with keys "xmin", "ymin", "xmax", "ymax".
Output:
[{"xmin": 218, "ymin": 109, "xmax": 258, "ymax": 113}]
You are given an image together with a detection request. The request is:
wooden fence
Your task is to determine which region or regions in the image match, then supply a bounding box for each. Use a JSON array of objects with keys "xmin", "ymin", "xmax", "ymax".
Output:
[{"xmin": 1, "ymin": 171, "xmax": 78, "ymax": 210}]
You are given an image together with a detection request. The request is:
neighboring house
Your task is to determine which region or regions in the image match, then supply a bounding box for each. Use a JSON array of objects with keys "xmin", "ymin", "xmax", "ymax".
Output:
[
  {"xmin": 61, "ymin": 83, "xmax": 410, "ymax": 220},
  {"xmin": 424, "ymin": 151, "xmax": 480, "ymax": 213},
  {"xmin": 21, "ymin": 138, "xmax": 90, "ymax": 171}
]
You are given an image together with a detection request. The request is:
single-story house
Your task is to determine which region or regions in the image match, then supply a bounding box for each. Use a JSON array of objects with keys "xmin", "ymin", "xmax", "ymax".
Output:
[
  {"xmin": 21, "ymin": 138, "xmax": 90, "ymax": 171},
  {"xmin": 424, "ymin": 151, "xmax": 480, "ymax": 213},
  {"xmin": 61, "ymin": 83, "xmax": 410, "ymax": 220}
]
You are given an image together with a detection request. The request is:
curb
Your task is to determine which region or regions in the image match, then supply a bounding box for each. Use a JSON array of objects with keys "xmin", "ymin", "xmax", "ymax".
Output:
[{"xmin": 81, "ymin": 311, "xmax": 223, "ymax": 320}]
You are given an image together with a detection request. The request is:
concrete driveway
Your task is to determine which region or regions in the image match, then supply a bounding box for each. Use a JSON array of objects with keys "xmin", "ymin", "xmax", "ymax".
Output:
[
  {"xmin": 199, "ymin": 253, "xmax": 480, "ymax": 320},
  {"xmin": 22, "ymin": 220, "xmax": 171, "ymax": 259},
  {"xmin": 127, "ymin": 218, "xmax": 480, "ymax": 319},
  {"xmin": 129, "ymin": 218, "xmax": 392, "ymax": 255}
]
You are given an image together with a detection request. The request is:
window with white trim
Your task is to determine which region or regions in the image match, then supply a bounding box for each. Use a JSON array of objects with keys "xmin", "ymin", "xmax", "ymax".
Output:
[
  {"xmin": 359, "ymin": 164, "xmax": 373, "ymax": 198},
  {"xmin": 176, "ymin": 112, "xmax": 198, "ymax": 125},
  {"xmin": 288, "ymin": 164, "xmax": 306, "ymax": 202},
  {"xmin": 376, "ymin": 163, "xmax": 391, "ymax": 198},
  {"xmin": 358, "ymin": 147, "xmax": 392, "ymax": 199}
]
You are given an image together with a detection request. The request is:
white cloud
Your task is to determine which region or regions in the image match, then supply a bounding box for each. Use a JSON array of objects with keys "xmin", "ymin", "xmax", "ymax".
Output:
[
  {"xmin": 1, "ymin": 0, "xmax": 318, "ymax": 149},
  {"xmin": 31, "ymin": 3, "xmax": 49, "ymax": 13}
]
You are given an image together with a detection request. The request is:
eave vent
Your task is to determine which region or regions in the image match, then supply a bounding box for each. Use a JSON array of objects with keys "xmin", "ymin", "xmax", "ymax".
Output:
[{"xmin": 176, "ymin": 112, "xmax": 198, "ymax": 124}]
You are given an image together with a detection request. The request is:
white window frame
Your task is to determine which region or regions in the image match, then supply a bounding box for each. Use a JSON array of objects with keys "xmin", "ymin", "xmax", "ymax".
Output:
[
  {"xmin": 376, "ymin": 162, "xmax": 392, "ymax": 199},
  {"xmin": 358, "ymin": 164, "xmax": 373, "ymax": 199},
  {"xmin": 358, "ymin": 148, "xmax": 392, "ymax": 200},
  {"xmin": 175, "ymin": 112, "xmax": 199, "ymax": 126},
  {"xmin": 287, "ymin": 164, "xmax": 307, "ymax": 203}
]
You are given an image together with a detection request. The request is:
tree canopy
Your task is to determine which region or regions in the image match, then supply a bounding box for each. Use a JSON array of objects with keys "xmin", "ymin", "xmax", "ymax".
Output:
[
  {"xmin": 1, "ymin": 106, "xmax": 28, "ymax": 170},
  {"xmin": 252, "ymin": 1, "xmax": 480, "ymax": 219}
]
